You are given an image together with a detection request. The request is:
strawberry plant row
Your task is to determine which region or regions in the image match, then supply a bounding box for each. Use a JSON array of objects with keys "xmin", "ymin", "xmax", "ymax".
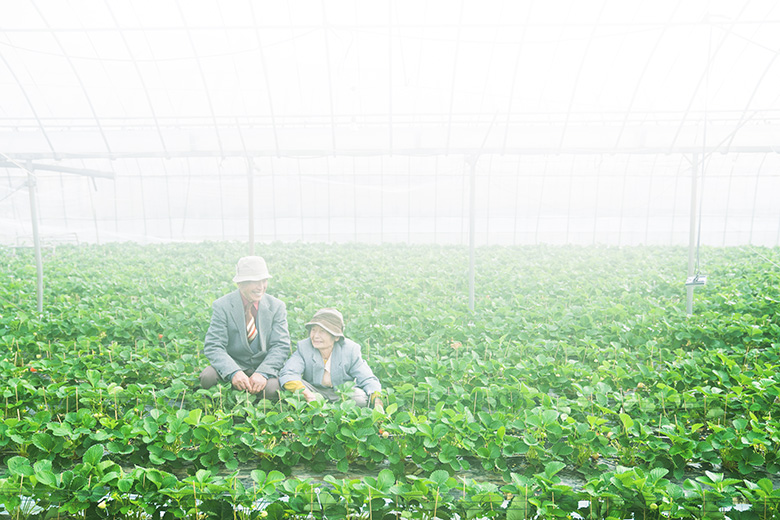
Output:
[{"xmin": 1, "ymin": 242, "xmax": 779, "ymax": 517}]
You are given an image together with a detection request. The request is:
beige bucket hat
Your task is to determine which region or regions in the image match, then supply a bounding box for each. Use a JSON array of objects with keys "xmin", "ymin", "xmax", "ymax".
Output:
[
  {"xmin": 305, "ymin": 308, "xmax": 345, "ymax": 338},
  {"xmin": 232, "ymin": 256, "xmax": 272, "ymax": 283}
]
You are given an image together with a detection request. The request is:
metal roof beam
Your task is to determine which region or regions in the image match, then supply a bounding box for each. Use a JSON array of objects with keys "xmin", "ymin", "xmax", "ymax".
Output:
[
  {"xmin": 3, "ymin": 145, "xmax": 778, "ymax": 162},
  {"xmin": 0, "ymin": 161, "xmax": 115, "ymax": 178},
  {"xmin": 32, "ymin": 2, "xmax": 113, "ymax": 158}
]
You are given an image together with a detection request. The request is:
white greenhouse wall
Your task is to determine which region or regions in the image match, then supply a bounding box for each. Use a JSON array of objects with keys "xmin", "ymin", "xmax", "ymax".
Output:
[{"xmin": 2, "ymin": 152, "xmax": 779, "ymax": 247}]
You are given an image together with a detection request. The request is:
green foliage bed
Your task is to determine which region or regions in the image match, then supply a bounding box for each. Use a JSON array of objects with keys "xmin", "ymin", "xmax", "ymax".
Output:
[{"xmin": 1, "ymin": 242, "xmax": 779, "ymax": 519}]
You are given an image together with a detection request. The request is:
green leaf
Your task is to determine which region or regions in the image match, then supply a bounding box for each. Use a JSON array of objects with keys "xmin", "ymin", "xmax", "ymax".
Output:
[
  {"xmin": 32, "ymin": 432, "xmax": 55, "ymax": 452},
  {"xmin": 429, "ymin": 469, "xmax": 450, "ymax": 487},
  {"xmin": 83, "ymin": 443, "xmax": 104, "ymax": 465},
  {"xmin": 507, "ymin": 495, "xmax": 532, "ymax": 520},
  {"xmin": 376, "ymin": 468, "xmax": 395, "ymax": 491},
  {"xmin": 8, "ymin": 456, "xmax": 34, "ymax": 476},
  {"xmin": 107, "ymin": 441, "xmax": 133, "ymax": 454},
  {"xmin": 757, "ymin": 478, "xmax": 775, "ymax": 495},
  {"xmin": 541, "ymin": 409, "xmax": 559, "ymax": 425},
  {"xmin": 250, "ymin": 470, "xmax": 267, "ymax": 484},
  {"xmin": 33, "ymin": 460, "xmax": 58, "ymax": 487},
  {"xmin": 649, "ymin": 467, "xmax": 669, "ymax": 482},
  {"xmin": 86, "ymin": 369, "xmax": 101, "ymax": 387},
  {"xmin": 509, "ymin": 472, "xmax": 535, "ymax": 491},
  {"xmin": 266, "ymin": 470, "xmax": 286, "ymax": 485},
  {"xmin": 33, "ymin": 459, "xmax": 52, "ymax": 473},
  {"xmin": 218, "ymin": 447, "xmax": 237, "ymax": 469},
  {"xmin": 543, "ymin": 461, "xmax": 566, "ymax": 480},
  {"xmin": 195, "ymin": 469, "xmax": 211, "ymax": 484},
  {"xmin": 118, "ymin": 478, "xmax": 134, "ymax": 493},
  {"xmin": 143, "ymin": 468, "xmax": 163, "ymax": 488},
  {"xmin": 149, "ymin": 452, "xmax": 165, "ymax": 465}
]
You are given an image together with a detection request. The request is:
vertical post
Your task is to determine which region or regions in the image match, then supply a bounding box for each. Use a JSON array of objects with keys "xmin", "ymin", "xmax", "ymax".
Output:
[
  {"xmin": 27, "ymin": 167, "xmax": 44, "ymax": 313},
  {"xmin": 468, "ymin": 156, "xmax": 477, "ymax": 313},
  {"xmin": 686, "ymin": 152, "xmax": 698, "ymax": 315},
  {"xmin": 247, "ymin": 158, "xmax": 255, "ymax": 255},
  {"xmin": 87, "ymin": 177, "xmax": 101, "ymax": 244}
]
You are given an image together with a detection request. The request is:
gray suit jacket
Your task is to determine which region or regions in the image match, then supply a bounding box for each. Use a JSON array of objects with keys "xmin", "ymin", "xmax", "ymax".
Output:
[
  {"xmin": 203, "ymin": 290, "xmax": 291, "ymax": 381},
  {"xmin": 279, "ymin": 337, "xmax": 381, "ymax": 396}
]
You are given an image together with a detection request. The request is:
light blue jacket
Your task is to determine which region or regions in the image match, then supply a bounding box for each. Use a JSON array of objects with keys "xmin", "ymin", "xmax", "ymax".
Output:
[
  {"xmin": 203, "ymin": 290, "xmax": 291, "ymax": 381},
  {"xmin": 279, "ymin": 337, "xmax": 381, "ymax": 396}
]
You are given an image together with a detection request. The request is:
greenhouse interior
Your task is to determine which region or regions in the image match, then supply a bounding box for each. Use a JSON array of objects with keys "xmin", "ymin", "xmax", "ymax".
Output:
[{"xmin": 2, "ymin": 1, "xmax": 780, "ymax": 518}]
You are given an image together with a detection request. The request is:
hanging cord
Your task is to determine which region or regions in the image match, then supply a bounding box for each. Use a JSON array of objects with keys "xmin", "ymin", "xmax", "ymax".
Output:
[
  {"xmin": 694, "ymin": 154, "xmax": 706, "ymax": 278},
  {"xmin": 694, "ymin": 168, "xmax": 705, "ymax": 277},
  {"xmin": 748, "ymin": 246, "xmax": 780, "ymax": 271},
  {"xmin": 0, "ymin": 151, "xmax": 34, "ymax": 173},
  {"xmin": 694, "ymin": 24, "xmax": 713, "ymax": 279},
  {"xmin": 0, "ymin": 150, "xmax": 37, "ymax": 201},
  {"xmin": 0, "ymin": 181, "xmax": 29, "ymax": 203}
]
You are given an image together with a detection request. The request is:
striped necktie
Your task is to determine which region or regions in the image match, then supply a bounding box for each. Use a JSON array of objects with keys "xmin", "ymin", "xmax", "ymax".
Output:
[{"xmin": 245, "ymin": 303, "xmax": 258, "ymax": 343}]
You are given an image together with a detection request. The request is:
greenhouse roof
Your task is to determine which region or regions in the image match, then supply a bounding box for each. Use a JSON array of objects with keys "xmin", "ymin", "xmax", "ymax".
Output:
[
  {"xmin": 3, "ymin": 0, "xmax": 780, "ymax": 159},
  {"xmin": 2, "ymin": 1, "xmax": 780, "ymax": 247}
]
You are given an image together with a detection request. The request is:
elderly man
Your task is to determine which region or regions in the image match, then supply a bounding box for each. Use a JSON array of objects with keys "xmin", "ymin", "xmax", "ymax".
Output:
[{"xmin": 199, "ymin": 256, "xmax": 291, "ymax": 400}]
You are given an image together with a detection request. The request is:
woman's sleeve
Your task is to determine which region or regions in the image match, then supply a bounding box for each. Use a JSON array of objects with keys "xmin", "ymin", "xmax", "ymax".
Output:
[
  {"xmin": 347, "ymin": 344, "xmax": 382, "ymax": 396},
  {"xmin": 278, "ymin": 344, "xmax": 306, "ymax": 388}
]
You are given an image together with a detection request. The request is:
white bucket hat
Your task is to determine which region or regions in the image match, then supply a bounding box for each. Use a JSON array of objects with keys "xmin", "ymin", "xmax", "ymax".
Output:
[{"xmin": 232, "ymin": 256, "xmax": 272, "ymax": 283}]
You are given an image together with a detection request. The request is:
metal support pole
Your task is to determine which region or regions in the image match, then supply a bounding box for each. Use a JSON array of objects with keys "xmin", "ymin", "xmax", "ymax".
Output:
[
  {"xmin": 247, "ymin": 158, "xmax": 255, "ymax": 255},
  {"xmin": 686, "ymin": 152, "xmax": 698, "ymax": 315},
  {"xmin": 27, "ymin": 167, "xmax": 44, "ymax": 313},
  {"xmin": 468, "ymin": 156, "xmax": 477, "ymax": 313}
]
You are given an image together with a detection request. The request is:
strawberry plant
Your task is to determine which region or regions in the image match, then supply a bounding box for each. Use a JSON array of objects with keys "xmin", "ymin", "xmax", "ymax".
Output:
[{"xmin": 1, "ymin": 242, "xmax": 779, "ymax": 516}]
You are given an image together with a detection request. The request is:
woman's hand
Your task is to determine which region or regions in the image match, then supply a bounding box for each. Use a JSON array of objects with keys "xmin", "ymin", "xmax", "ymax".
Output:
[{"xmin": 302, "ymin": 389, "xmax": 318, "ymax": 402}]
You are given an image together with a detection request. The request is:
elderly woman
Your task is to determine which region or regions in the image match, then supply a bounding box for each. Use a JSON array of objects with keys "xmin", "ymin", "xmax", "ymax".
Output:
[{"xmin": 279, "ymin": 308, "xmax": 383, "ymax": 409}]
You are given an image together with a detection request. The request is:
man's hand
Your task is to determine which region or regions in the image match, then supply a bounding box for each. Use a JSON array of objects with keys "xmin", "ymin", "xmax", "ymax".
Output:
[
  {"xmin": 248, "ymin": 373, "xmax": 268, "ymax": 394},
  {"xmin": 232, "ymin": 372, "xmax": 268, "ymax": 394},
  {"xmin": 302, "ymin": 389, "xmax": 318, "ymax": 402},
  {"xmin": 373, "ymin": 397, "xmax": 385, "ymax": 414},
  {"xmin": 231, "ymin": 371, "xmax": 251, "ymax": 391}
]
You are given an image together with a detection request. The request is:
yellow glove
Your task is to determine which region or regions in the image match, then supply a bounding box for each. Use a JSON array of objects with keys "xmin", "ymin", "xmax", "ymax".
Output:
[{"xmin": 283, "ymin": 380, "xmax": 305, "ymax": 391}]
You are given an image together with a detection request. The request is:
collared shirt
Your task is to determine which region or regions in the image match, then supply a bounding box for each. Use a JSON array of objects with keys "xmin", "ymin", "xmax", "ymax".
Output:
[
  {"xmin": 241, "ymin": 295, "xmax": 260, "ymax": 353},
  {"xmin": 322, "ymin": 356, "xmax": 333, "ymax": 388},
  {"xmin": 241, "ymin": 294, "xmax": 259, "ymax": 315}
]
